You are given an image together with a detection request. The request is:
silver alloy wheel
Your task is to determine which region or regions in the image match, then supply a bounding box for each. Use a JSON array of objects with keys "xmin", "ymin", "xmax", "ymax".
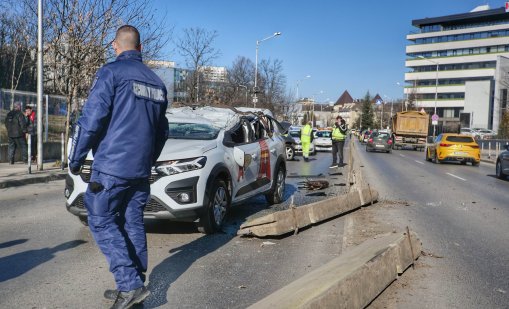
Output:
[
  {"xmin": 212, "ymin": 186, "xmax": 227, "ymax": 226},
  {"xmin": 276, "ymin": 169, "xmax": 285, "ymax": 200},
  {"xmin": 286, "ymin": 146, "xmax": 294, "ymax": 160}
]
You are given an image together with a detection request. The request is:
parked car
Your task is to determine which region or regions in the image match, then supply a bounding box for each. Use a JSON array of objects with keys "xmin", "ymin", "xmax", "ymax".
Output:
[
  {"xmin": 288, "ymin": 129, "xmax": 316, "ymax": 155},
  {"xmin": 459, "ymin": 128, "xmax": 480, "ymax": 140},
  {"xmin": 360, "ymin": 130, "xmax": 372, "ymax": 143},
  {"xmin": 425, "ymin": 133, "xmax": 480, "ymax": 166},
  {"xmin": 314, "ymin": 130, "xmax": 332, "ymax": 151},
  {"xmin": 495, "ymin": 144, "xmax": 509, "ymax": 179},
  {"xmin": 280, "ymin": 123, "xmax": 297, "ymax": 161},
  {"xmin": 365, "ymin": 131, "xmax": 393, "ymax": 153},
  {"xmin": 474, "ymin": 128, "xmax": 496, "ymax": 139},
  {"xmin": 64, "ymin": 106, "xmax": 287, "ymax": 234}
]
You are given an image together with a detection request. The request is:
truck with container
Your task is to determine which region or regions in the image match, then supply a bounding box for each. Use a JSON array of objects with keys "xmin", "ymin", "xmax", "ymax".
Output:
[{"xmin": 391, "ymin": 111, "xmax": 429, "ymax": 151}]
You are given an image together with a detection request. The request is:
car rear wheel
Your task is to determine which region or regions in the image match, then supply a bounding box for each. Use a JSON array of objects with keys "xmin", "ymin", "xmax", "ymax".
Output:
[
  {"xmin": 265, "ymin": 163, "xmax": 286, "ymax": 205},
  {"xmin": 472, "ymin": 161, "xmax": 479, "ymax": 167},
  {"xmin": 285, "ymin": 145, "xmax": 295, "ymax": 161},
  {"xmin": 197, "ymin": 179, "xmax": 230, "ymax": 234},
  {"xmin": 433, "ymin": 151, "xmax": 441, "ymax": 164},
  {"xmin": 496, "ymin": 160, "xmax": 505, "ymax": 179}
]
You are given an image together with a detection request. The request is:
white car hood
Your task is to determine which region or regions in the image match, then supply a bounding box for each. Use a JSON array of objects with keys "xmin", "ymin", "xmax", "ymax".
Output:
[{"xmin": 158, "ymin": 139, "xmax": 217, "ymax": 160}]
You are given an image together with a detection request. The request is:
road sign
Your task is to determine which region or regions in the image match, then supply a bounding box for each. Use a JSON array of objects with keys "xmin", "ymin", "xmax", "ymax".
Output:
[
  {"xmin": 252, "ymin": 97, "xmax": 258, "ymax": 103},
  {"xmin": 432, "ymin": 114, "xmax": 439, "ymax": 125}
]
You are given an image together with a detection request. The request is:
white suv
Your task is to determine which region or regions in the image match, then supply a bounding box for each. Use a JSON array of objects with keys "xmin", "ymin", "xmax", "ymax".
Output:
[{"xmin": 64, "ymin": 106, "xmax": 287, "ymax": 234}]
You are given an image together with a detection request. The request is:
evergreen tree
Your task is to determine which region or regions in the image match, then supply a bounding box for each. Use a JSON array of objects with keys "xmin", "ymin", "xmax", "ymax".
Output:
[{"xmin": 360, "ymin": 91, "xmax": 375, "ymax": 130}]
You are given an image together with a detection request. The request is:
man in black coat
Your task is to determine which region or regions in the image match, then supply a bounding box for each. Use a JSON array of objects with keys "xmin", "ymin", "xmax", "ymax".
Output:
[{"xmin": 4, "ymin": 102, "xmax": 27, "ymax": 164}]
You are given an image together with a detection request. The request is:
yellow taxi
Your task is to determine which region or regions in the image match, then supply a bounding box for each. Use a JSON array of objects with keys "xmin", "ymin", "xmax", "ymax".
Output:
[{"xmin": 425, "ymin": 133, "xmax": 480, "ymax": 166}]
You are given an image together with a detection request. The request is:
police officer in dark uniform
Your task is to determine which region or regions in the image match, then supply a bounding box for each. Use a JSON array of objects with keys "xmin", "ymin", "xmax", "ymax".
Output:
[{"xmin": 68, "ymin": 25, "xmax": 169, "ymax": 309}]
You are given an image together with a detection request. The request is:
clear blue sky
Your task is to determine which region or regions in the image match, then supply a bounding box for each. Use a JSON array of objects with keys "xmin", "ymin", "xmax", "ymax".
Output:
[{"xmin": 153, "ymin": 0, "xmax": 502, "ymax": 103}]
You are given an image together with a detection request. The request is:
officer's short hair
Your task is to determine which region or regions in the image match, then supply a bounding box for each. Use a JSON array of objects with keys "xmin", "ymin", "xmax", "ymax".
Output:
[{"xmin": 115, "ymin": 25, "xmax": 141, "ymax": 49}]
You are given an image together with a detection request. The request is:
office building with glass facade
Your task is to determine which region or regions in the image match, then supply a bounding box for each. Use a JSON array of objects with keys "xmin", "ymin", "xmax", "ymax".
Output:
[{"xmin": 405, "ymin": 5, "xmax": 509, "ymax": 131}]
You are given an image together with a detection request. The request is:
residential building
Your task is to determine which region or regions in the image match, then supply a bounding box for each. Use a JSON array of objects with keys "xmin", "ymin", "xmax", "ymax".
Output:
[{"xmin": 405, "ymin": 4, "xmax": 509, "ymax": 132}]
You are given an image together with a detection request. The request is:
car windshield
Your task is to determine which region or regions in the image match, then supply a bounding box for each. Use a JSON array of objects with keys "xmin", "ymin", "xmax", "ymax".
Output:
[
  {"xmin": 446, "ymin": 136, "xmax": 474, "ymax": 143},
  {"xmin": 316, "ymin": 131, "xmax": 331, "ymax": 138},
  {"xmin": 289, "ymin": 131, "xmax": 300, "ymax": 138},
  {"xmin": 168, "ymin": 122, "xmax": 220, "ymax": 140},
  {"xmin": 376, "ymin": 132, "xmax": 390, "ymax": 139}
]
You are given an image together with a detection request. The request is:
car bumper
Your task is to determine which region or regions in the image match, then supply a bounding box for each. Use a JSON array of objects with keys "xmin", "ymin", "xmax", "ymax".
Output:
[{"xmin": 366, "ymin": 143, "xmax": 391, "ymax": 151}]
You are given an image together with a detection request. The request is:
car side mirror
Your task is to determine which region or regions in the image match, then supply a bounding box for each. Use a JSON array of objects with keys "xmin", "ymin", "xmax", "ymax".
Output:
[{"xmin": 233, "ymin": 147, "xmax": 253, "ymax": 168}]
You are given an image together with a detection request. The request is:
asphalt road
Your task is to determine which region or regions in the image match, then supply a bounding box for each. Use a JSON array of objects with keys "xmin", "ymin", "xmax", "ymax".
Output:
[
  {"xmin": 355, "ymin": 141, "xmax": 509, "ymax": 308},
  {"xmin": 0, "ymin": 151, "xmax": 349, "ymax": 308}
]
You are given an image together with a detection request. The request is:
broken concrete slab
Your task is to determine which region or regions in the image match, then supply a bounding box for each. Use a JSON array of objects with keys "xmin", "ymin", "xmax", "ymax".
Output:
[
  {"xmin": 238, "ymin": 187, "xmax": 378, "ymax": 237},
  {"xmin": 248, "ymin": 231, "xmax": 422, "ymax": 309}
]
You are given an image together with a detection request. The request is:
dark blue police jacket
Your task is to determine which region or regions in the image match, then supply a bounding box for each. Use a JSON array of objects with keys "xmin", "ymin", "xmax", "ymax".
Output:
[{"xmin": 69, "ymin": 50, "xmax": 169, "ymax": 179}]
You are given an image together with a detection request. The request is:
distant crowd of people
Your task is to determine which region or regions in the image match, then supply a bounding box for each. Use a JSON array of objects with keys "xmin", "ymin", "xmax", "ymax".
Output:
[{"xmin": 4, "ymin": 102, "xmax": 37, "ymax": 164}]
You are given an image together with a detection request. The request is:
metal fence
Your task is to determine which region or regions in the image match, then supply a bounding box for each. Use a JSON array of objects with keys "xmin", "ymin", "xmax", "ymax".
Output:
[{"xmin": 0, "ymin": 88, "xmax": 69, "ymax": 147}]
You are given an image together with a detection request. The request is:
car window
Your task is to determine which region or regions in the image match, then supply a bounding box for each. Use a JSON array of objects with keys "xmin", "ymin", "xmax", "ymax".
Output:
[
  {"xmin": 378, "ymin": 132, "xmax": 390, "ymax": 138},
  {"xmin": 289, "ymin": 131, "xmax": 300, "ymax": 138},
  {"xmin": 168, "ymin": 123, "xmax": 220, "ymax": 140},
  {"xmin": 446, "ymin": 136, "xmax": 474, "ymax": 143},
  {"xmin": 316, "ymin": 131, "xmax": 331, "ymax": 138}
]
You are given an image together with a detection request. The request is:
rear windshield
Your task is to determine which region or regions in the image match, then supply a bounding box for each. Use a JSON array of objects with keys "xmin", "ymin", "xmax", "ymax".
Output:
[
  {"xmin": 168, "ymin": 123, "xmax": 220, "ymax": 140},
  {"xmin": 316, "ymin": 131, "xmax": 331, "ymax": 138},
  {"xmin": 289, "ymin": 131, "xmax": 300, "ymax": 138},
  {"xmin": 446, "ymin": 136, "xmax": 474, "ymax": 143}
]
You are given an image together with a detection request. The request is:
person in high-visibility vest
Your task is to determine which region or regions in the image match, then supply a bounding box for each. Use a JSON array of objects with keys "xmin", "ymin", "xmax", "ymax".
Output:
[
  {"xmin": 330, "ymin": 116, "xmax": 347, "ymax": 168},
  {"xmin": 300, "ymin": 121, "xmax": 313, "ymax": 161}
]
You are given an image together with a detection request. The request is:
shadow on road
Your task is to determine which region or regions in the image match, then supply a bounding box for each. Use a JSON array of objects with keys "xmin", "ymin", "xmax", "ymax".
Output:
[
  {"xmin": 0, "ymin": 238, "xmax": 28, "ymax": 249},
  {"xmin": 0, "ymin": 240, "xmax": 86, "ymax": 282},
  {"xmin": 143, "ymin": 233, "xmax": 232, "ymax": 308}
]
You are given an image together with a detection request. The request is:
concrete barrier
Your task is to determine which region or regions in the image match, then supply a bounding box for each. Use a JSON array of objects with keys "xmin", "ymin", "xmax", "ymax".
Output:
[
  {"xmin": 248, "ymin": 231, "xmax": 422, "ymax": 309},
  {"xmin": 238, "ymin": 187, "xmax": 378, "ymax": 237}
]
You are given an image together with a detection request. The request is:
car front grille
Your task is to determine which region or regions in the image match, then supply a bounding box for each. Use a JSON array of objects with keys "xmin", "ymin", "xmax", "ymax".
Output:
[
  {"xmin": 79, "ymin": 160, "xmax": 161, "ymax": 184},
  {"xmin": 72, "ymin": 195, "xmax": 167, "ymax": 213}
]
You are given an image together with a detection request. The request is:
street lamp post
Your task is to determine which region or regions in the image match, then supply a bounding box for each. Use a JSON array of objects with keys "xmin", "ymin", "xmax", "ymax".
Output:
[
  {"xmin": 396, "ymin": 82, "xmax": 408, "ymax": 111},
  {"xmin": 254, "ymin": 32, "xmax": 281, "ymax": 108},
  {"xmin": 296, "ymin": 75, "xmax": 311, "ymax": 102},
  {"xmin": 418, "ymin": 55, "xmax": 439, "ymax": 137}
]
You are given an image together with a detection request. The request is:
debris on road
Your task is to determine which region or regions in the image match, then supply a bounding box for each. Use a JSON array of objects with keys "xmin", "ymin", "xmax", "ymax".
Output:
[{"xmin": 298, "ymin": 179, "xmax": 329, "ymax": 190}]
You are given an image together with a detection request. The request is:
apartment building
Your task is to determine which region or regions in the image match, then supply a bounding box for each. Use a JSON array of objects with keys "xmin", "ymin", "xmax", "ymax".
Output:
[{"xmin": 405, "ymin": 4, "xmax": 509, "ymax": 131}]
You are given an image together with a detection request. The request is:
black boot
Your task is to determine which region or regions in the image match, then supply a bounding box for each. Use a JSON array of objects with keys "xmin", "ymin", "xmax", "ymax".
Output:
[
  {"xmin": 104, "ymin": 289, "xmax": 119, "ymax": 300},
  {"xmin": 110, "ymin": 286, "xmax": 150, "ymax": 309}
]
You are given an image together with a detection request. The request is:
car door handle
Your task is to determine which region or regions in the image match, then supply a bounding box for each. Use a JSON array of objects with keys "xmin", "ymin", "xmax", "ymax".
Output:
[
  {"xmin": 270, "ymin": 148, "xmax": 276, "ymax": 154},
  {"xmin": 251, "ymin": 154, "xmax": 258, "ymax": 160}
]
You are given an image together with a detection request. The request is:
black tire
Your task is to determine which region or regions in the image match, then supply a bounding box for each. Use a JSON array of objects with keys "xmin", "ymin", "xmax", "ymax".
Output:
[
  {"xmin": 472, "ymin": 161, "xmax": 480, "ymax": 167},
  {"xmin": 285, "ymin": 145, "xmax": 295, "ymax": 161},
  {"xmin": 425, "ymin": 149, "xmax": 432, "ymax": 162},
  {"xmin": 78, "ymin": 216, "xmax": 89, "ymax": 226},
  {"xmin": 433, "ymin": 151, "xmax": 441, "ymax": 164},
  {"xmin": 460, "ymin": 161, "xmax": 467, "ymax": 165},
  {"xmin": 496, "ymin": 160, "xmax": 505, "ymax": 179},
  {"xmin": 387, "ymin": 149, "xmax": 392, "ymax": 154},
  {"xmin": 197, "ymin": 179, "xmax": 230, "ymax": 234},
  {"xmin": 265, "ymin": 163, "xmax": 286, "ymax": 205}
]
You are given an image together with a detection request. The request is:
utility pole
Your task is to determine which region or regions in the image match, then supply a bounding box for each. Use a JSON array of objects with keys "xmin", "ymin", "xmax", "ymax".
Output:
[{"xmin": 37, "ymin": 0, "xmax": 44, "ymax": 170}]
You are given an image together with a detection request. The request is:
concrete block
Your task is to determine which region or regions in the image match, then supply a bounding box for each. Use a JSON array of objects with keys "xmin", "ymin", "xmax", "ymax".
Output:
[
  {"xmin": 238, "ymin": 187, "xmax": 378, "ymax": 237},
  {"xmin": 248, "ymin": 231, "xmax": 422, "ymax": 309}
]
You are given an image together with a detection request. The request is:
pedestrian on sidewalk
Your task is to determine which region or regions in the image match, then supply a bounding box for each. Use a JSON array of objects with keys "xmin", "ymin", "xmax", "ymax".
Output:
[
  {"xmin": 68, "ymin": 25, "xmax": 169, "ymax": 309},
  {"xmin": 4, "ymin": 102, "xmax": 28, "ymax": 165},
  {"xmin": 24, "ymin": 106, "xmax": 37, "ymax": 162},
  {"xmin": 330, "ymin": 116, "xmax": 347, "ymax": 168},
  {"xmin": 301, "ymin": 120, "xmax": 313, "ymax": 161}
]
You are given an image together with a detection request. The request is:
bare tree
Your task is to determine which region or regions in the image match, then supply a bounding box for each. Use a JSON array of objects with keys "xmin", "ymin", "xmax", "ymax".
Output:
[
  {"xmin": 258, "ymin": 58, "xmax": 287, "ymax": 109},
  {"xmin": 175, "ymin": 27, "xmax": 220, "ymax": 103},
  {"xmin": 21, "ymin": 0, "xmax": 172, "ymax": 163},
  {"xmin": 224, "ymin": 56, "xmax": 254, "ymax": 106}
]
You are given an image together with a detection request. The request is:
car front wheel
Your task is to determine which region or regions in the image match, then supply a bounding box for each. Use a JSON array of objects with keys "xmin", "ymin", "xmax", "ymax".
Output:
[
  {"xmin": 197, "ymin": 179, "xmax": 230, "ymax": 234},
  {"xmin": 285, "ymin": 145, "xmax": 295, "ymax": 161},
  {"xmin": 496, "ymin": 160, "xmax": 505, "ymax": 179},
  {"xmin": 433, "ymin": 151, "xmax": 441, "ymax": 164},
  {"xmin": 266, "ymin": 163, "xmax": 286, "ymax": 205}
]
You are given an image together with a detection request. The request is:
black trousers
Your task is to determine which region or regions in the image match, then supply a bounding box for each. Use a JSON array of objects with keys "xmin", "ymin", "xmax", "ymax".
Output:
[
  {"xmin": 332, "ymin": 140, "xmax": 345, "ymax": 165},
  {"xmin": 8, "ymin": 137, "xmax": 28, "ymax": 163}
]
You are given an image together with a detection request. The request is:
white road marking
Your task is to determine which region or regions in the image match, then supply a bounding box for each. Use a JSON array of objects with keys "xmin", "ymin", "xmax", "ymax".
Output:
[
  {"xmin": 414, "ymin": 160, "xmax": 424, "ymax": 165},
  {"xmin": 399, "ymin": 154, "xmax": 406, "ymax": 157},
  {"xmin": 446, "ymin": 173, "xmax": 466, "ymax": 181}
]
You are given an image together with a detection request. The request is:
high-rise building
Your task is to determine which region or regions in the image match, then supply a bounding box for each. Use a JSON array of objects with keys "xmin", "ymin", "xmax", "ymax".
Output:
[{"xmin": 405, "ymin": 4, "xmax": 509, "ymax": 132}]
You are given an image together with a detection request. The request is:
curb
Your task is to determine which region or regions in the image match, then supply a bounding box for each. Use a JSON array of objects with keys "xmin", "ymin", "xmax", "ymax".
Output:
[
  {"xmin": 249, "ymin": 231, "xmax": 422, "ymax": 309},
  {"xmin": 0, "ymin": 173, "xmax": 67, "ymax": 189}
]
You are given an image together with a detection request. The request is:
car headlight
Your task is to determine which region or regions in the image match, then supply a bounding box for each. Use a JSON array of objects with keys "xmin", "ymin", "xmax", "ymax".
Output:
[{"xmin": 155, "ymin": 156, "xmax": 207, "ymax": 176}]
